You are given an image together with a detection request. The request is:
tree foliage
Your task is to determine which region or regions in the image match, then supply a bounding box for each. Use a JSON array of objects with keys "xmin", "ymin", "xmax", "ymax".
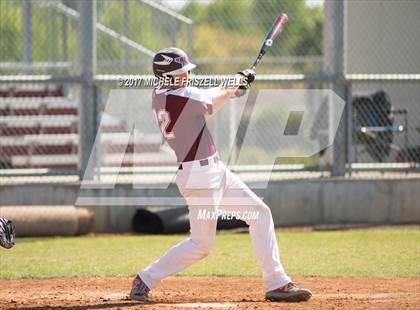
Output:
[
  {"xmin": 0, "ymin": 0, "xmax": 323, "ymax": 75},
  {"xmin": 182, "ymin": 0, "xmax": 323, "ymax": 57}
]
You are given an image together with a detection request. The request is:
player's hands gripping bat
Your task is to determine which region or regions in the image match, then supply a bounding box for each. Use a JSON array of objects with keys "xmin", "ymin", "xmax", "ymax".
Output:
[{"xmin": 235, "ymin": 13, "xmax": 288, "ymax": 97}]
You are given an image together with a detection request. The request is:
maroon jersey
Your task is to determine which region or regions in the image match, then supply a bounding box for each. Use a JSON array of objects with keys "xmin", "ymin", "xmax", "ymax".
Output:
[{"xmin": 152, "ymin": 86, "xmax": 217, "ymax": 162}]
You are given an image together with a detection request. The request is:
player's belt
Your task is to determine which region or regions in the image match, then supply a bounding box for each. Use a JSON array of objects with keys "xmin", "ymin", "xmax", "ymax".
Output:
[{"xmin": 178, "ymin": 155, "xmax": 219, "ymax": 170}]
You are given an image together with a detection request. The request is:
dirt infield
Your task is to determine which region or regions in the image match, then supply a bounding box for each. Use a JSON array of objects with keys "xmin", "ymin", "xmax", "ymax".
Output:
[{"xmin": 1, "ymin": 276, "xmax": 419, "ymax": 309}]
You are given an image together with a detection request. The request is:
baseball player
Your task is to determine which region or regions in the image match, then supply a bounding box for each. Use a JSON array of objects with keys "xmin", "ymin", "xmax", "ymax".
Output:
[{"xmin": 130, "ymin": 47, "xmax": 312, "ymax": 302}]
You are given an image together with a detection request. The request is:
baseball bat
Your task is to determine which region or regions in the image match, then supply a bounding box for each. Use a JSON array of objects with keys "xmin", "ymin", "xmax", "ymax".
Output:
[
  {"xmin": 251, "ymin": 13, "xmax": 288, "ymax": 71},
  {"xmin": 231, "ymin": 14, "xmax": 288, "ymax": 164}
]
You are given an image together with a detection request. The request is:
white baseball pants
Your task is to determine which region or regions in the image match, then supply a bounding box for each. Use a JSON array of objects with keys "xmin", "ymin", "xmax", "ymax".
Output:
[{"xmin": 139, "ymin": 155, "xmax": 291, "ymax": 292}]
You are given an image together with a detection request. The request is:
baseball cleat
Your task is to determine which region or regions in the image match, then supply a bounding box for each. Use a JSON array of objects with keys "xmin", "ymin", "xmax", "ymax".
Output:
[
  {"xmin": 129, "ymin": 275, "xmax": 150, "ymax": 301},
  {"xmin": 265, "ymin": 282, "xmax": 312, "ymax": 302}
]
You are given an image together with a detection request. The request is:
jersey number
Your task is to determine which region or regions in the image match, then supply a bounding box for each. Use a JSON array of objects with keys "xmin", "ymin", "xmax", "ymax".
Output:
[{"xmin": 155, "ymin": 109, "xmax": 175, "ymax": 139}]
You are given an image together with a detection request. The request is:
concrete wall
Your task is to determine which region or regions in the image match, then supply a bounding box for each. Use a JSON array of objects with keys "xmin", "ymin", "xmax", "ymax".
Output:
[
  {"xmin": 346, "ymin": 0, "xmax": 420, "ymax": 74},
  {"xmin": 263, "ymin": 178, "xmax": 420, "ymax": 226},
  {"xmin": 1, "ymin": 178, "xmax": 419, "ymax": 232}
]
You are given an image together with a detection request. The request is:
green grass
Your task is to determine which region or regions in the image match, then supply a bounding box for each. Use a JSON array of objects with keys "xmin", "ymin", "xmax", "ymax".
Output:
[{"xmin": 0, "ymin": 229, "xmax": 419, "ymax": 279}]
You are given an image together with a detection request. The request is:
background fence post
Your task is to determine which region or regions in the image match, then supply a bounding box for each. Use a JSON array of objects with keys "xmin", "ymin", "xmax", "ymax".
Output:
[
  {"xmin": 325, "ymin": 0, "xmax": 346, "ymax": 176},
  {"xmin": 78, "ymin": 0, "xmax": 97, "ymax": 180},
  {"xmin": 62, "ymin": 14, "xmax": 68, "ymax": 65},
  {"xmin": 45, "ymin": 7, "xmax": 49, "ymax": 61},
  {"xmin": 171, "ymin": 17, "xmax": 177, "ymax": 46},
  {"xmin": 124, "ymin": 0, "xmax": 130, "ymax": 71},
  {"xmin": 187, "ymin": 23, "xmax": 194, "ymax": 61},
  {"xmin": 23, "ymin": 0, "xmax": 32, "ymax": 74},
  {"xmin": 346, "ymin": 83, "xmax": 353, "ymax": 176},
  {"xmin": 51, "ymin": 10, "xmax": 57, "ymax": 62}
]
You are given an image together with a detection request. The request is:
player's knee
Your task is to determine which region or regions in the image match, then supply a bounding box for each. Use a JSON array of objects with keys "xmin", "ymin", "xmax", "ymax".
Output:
[
  {"xmin": 197, "ymin": 240, "xmax": 213, "ymax": 256},
  {"xmin": 260, "ymin": 203, "xmax": 272, "ymax": 216},
  {"xmin": 245, "ymin": 203, "xmax": 272, "ymax": 226},
  {"xmin": 190, "ymin": 237, "xmax": 213, "ymax": 257}
]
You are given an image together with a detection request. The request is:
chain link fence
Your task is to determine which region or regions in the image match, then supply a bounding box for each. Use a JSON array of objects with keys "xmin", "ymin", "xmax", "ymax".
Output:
[
  {"xmin": 0, "ymin": 0, "xmax": 79, "ymax": 76},
  {"xmin": 0, "ymin": 0, "xmax": 419, "ymax": 180},
  {"xmin": 0, "ymin": 82, "xmax": 81, "ymax": 171},
  {"xmin": 349, "ymin": 81, "xmax": 420, "ymax": 168}
]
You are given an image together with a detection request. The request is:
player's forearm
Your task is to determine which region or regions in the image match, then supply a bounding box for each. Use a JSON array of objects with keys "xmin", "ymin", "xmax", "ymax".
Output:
[
  {"xmin": 209, "ymin": 74, "xmax": 243, "ymax": 115},
  {"xmin": 210, "ymin": 88, "xmax": 234, "ymax": 115}
]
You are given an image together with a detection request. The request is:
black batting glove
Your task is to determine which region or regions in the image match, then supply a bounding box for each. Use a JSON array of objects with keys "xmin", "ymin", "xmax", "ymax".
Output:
[
  {"xmin": 237, "ymin": 69, "xmax": 255, "ymax": 89},
  {"xmin": 234, "ymin": 69, "xmax": 255, "ymax": 97}
]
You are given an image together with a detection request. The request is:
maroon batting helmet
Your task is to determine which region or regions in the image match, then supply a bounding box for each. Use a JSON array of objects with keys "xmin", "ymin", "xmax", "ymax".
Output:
[{"xmin": 153, "ymin": 47, "xmax": 196, "ymax": 78}]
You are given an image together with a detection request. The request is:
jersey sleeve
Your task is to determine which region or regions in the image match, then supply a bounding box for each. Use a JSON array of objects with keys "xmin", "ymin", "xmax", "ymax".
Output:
[{"xmin": 185, "ymin": 87, "xmax": 213, "ymax": 116}]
